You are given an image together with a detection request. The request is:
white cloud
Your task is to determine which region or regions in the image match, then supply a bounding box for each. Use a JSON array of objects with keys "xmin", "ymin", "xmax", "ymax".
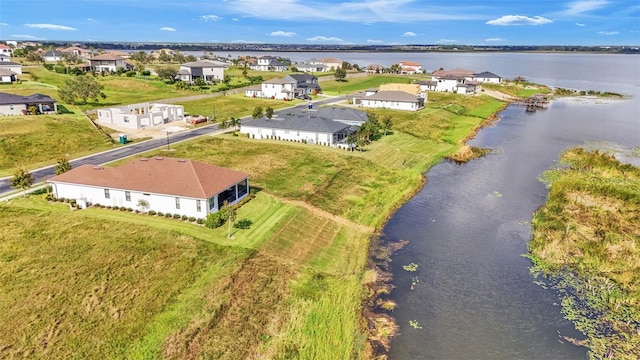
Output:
[
  {"xmin": 160, "ymin": 27, "xmax": 176, "ymax": 31},
  {"xmin": 267, "ymin": 31, "xmax": 296, "ymax": 37},
  {"xmin": 11, "ymin": 34, "xmax": 46, "ymax": 40},
  {"xmin": 575, "ymin": 23, "xmax": 586, "ymax": 26},
  {"xmin": 367, "ymin": 39, "xmax": 384, "ymax": 43},
  {"xmin": 232, "ymin": 18, "xmax": 239, "ymax": 21},
  {"xmin": 485, "ymin": 37, "xmax": 505, "ymax": 42},
  {"xmin": 201, "ymin": 15, "xmax": 221, "ymax": 21},
  {"xmin": 597, "ymin": 31, "xmax": 619, "ymax": 35},
  {"xmin": 437, "ymin": 39, "xmax": 458, "ymax": 43},
  {"xmin": 402, "ymin": 32, "xmax": 417, "ymax": 37},
  {"xmin": 565, "ymin": 0, "xmax": 609, "ymax": 15},
  {"xmin": 228, "ymin": 0, "xmax": 482, "ymax": 23},
  {"xmin": 486, "ymin": 15, "xmax": 553, "ymax": 26},
  {"xmin": 307, "ymin": 36, "xmax": 345, "ymax": 42},
  {"xmin": 0, "ymin": 23, "xmax": 8, "ymax": 26},
  {"xmin": 25, "ymin": 23, "xmax": 77, "ymax": 30},
  {"xmin": 87, "ymin": 18, "xmax": 96, "ymax": 22}
]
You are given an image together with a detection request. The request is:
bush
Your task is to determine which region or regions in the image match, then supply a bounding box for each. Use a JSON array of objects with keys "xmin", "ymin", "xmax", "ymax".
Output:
[
  {"xmin": 205, "ymin": 209, "xmax": 228, "ymax": 229},
  {"xmin": 197, "ymin": 218, "xmax": 204, "ymax": 224},
  {"xmin": 125, "ymin": 71, "xmax": 136, "ymax": 77},
  {"xmin": 43, "ymin": 63, "xmax": 54, "ymax": 70},
  {"xmin": 181, "ymin": 215, "xmax": 188, "ymax": 220},
  {"xmin": 157, "ymin": 212, "xmax": 163, "ymax": 217},
  {"xmin": 113, "ymin": 206, "xmax": 119, "ymax": 210},
  {"xmin": 54, "ymin": 66, "xmax": 66, "ymax": 74},
  {"xmin": 188, "ymin": 216, "xmax": 196, "ymax": 222},
  {"xmin": 165, "ymin": 213, "xmax": 172, "ymax": 218},
  {"xmin": 141, "ymin": 70, "xmax": 151, "ymax": 76},
  {"xmin": 148, "ymin": 210, "xmax": 157, "ymax": 216},
  {"xmin": 173, "ymin": 214, "xmax": 180, "ymax": 219}
]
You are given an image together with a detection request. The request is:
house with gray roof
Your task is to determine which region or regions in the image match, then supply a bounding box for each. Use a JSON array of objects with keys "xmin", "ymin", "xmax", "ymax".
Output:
[
  {"xmin": 245, "ymin": 77, "xmax": 296, "ymax": 100},
  {"xmin": 240, "ymin": 106, "xmax": 367, "ymax": 148},
  {"xmin": 250, "ymin": 56, "xmax": 288, "ymax": 72},
  {"xmin": 284, "ymin": 73, "xmax": 322, "ymax": 96},
  {"xmin": 176, "ymin": 60, "xmax": 227, "ymax": 83},
  {"xmin": 294, "ymin": 61, "xmax": 329, "ymax": 72},
  {"xmin": 0, "ymin": 92, "xmax": 57, "ymax": 115},
  {"xmin": 0, "ymin": 68, "xmax": 18, "ymax": 83},
  {"xmin": 360, "ymin": 90, "xmax": 424, "ymax": 111},
  {"xmin": 470, "ymin": 71, "xmax": 502, "ymax": 83}
]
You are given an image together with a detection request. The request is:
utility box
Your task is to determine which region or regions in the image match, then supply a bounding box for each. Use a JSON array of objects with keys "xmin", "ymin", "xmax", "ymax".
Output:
[{"xmin": 119, "ymin": 134, "xmax": 128, "ymax": 144}]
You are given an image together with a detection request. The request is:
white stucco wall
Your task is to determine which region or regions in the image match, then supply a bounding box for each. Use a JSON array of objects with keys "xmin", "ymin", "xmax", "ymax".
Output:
[
  {"xmin": 360, "ymin": 99, "xmax": 419, "ymax": 111},
  {"xmin": 0, "ymin": 103, "xmax": 26, "ymax": 115},
  {"xmin": 241, "ymin": 126, "xmax": 335, "ymax": 145}
]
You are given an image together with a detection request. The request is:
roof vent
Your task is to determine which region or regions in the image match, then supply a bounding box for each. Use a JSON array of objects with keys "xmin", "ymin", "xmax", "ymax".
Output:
[
  {"xmin": 155, "ymin": 157, "xmax": 164, "ymax": 160},
  {"xmin": 139, "ymin": 158, "xmax": 149, "ymax": 162},
  {"xmin": 177, "ymin": 159, "xmax": 186, "ymax": 163}
]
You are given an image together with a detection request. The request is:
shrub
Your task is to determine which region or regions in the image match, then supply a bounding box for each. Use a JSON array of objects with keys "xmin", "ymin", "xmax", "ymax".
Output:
[
  {"xmin": 197, "ymin": 218, "xmax": 204, "ymax": 224},
  {"xmin": 181, "ymin": 215, "xmax": 188, "ymax": 220},
  {"xmin": 120, "ymin": 207, "xmax": 127, "ymax": 211},
  {"xmin": 165, "ymin": 213, "xmax": 172, "ymax": 218},
  {"xmin": 54, "ymin": 66, "xmax": 66, "ymax": 74},
  {"xmin": 69, "ymin": 199, "xmax": 77, "ymax": 206},
  {"xmin": 188, "ymin": 216, "xmax": 196, "ymax": 222},
  {"xmin": 43, "ymin": 63, "xmax": 54, "ymax": 70},
  {"xmin": 157, "ymin": 212, "xmax": 163, "ymax": 217},
  {"xmin": 148, "ymin": 210, "xmax": 157, "ymax": 216},
  {"xmin": 173, "ymin": 214, "xmax": 180, "ymax": 219},
  {"xmin": 107, "ymin": 206, "xmax": 112, "ymax": 209},
  {"xmin": 205, "ymin": 209, "xmax": 228, "ymax": 229},
  {"xmin": 125, "ymin": 71, "xmax": 136, "ymax": 77},
  {"xmin": 135, "ymin": 209, "xmax": 140, "ymax": 213},
  {"xmin": 128, "ymin": 207, "xmax": 134, "ymax": 212},
  {"xmin": 141, "ymin": 70, "xmax": 151, "ymax": 76},
  {"xmin": 113, "ymin": 206, "xmax": 119, "ymax": 210}
]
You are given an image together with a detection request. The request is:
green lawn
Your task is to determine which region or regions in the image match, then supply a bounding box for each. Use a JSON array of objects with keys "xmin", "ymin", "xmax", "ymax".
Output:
[
  {"xmin": 176, "ymin": 94, "xmax": 300, "ymax": 119},
  {"xmin": 0, "ymin": 113, "xmax": 115, "ymax": 176},
  {"xmin": 321, "ymin": 75, "xmax": 425, "ymax": 95}
]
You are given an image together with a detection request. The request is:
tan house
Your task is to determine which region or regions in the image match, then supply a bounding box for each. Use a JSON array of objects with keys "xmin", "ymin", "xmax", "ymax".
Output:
[
  {"xmin": 321, "ymin": 58, "xmax": 343, "ymax": 71},
  {"xmin": 380, "ymin": 83, "xmax": 422, "ymax": 96}
]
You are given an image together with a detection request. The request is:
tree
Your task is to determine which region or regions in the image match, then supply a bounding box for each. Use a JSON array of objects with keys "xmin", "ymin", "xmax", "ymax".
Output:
[
  {"xmin": 10, "ymin": 167, "xmax": 34, "ymax": 197},
  {"xmin": 242, "ymin": 62, "xmax": 249, "ymax": 78},
  {"xmin": 157, "ymin": 50, "xmax": 172, "ymax": 63},
  {"xmin": 390, "ymin": 64, "xmax": 401, "ymax": 74},
  {"xmin": 334, "ymin": 67, "xmax": 347, "ymax": 81},
  {"xmin": 252, "ymin": 106, "xmax": 263, "ymax": 119},
  {"xmin": 228, "ymin": 117, "xmax": 241, "ymax": 131},
  {"xmin": 265, "ymin": 106, "xmax": 274, "ymax": 119},
  {"xmin": 26, "ymin": 52, "xmax": 43, "ymax": 64},
  {"xmin": 58, "ymin": 75, "xmax": 106, "ymax": 105},
  {"xmin": 137, "ymin": 199, "xmax": 150, "ymax": 212},
  {"xmin": 218, "ymin": 119, "xmax": 229, "ymax": 130},
  {"xmin": 222, "ymin": 200, "xmax": 237, "ymax": 239},
  {"xmin": 382, "ymin": 115, "xmax": 393, "ymax": 136},
  {"xmin": 156, "ymin": 66, "xmax": 178, "ymax": 81},
  {"xmin": 55, "ymin": 157, "xmax": 72, "ymax": 175}
]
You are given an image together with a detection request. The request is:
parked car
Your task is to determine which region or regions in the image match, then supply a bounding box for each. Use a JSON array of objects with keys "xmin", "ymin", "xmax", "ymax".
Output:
[{"xmin": 296, "ymin": 95, "xmax": 311, "ymax": 100}]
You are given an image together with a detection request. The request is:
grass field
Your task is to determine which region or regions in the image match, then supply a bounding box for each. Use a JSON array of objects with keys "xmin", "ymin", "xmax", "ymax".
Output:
[
  {"xmin": 320, "ymin": 75, "xmax": 425, "ymax": 95},
  {"xmin": 176, "ymin": 94, "xmax": 299, "ymax": 119},
  {"xmin": 529, "ymin": 148, "xmax": 640, "ymax": 359},
  {"xmin": 1, "ymin": 72, "xmax": 510, "ymax": 358},
  {"xmin": 0, "ymin": 113, "xmax": 115, "ymax": 176}
]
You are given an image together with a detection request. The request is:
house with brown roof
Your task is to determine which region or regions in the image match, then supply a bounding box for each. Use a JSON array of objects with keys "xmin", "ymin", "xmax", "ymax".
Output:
[
  {"xmin": 397, "ymin": 61, "xmax": 423, "ymax": 74},
  {"xmin": 47, "ymin": 157, "xmax": 250, "ymax": 218},
  {"xmin": 89, "ymin": 54, "xmax": 132, "ymax": 73},
  {"xmin": 0, "ymin": 44, "xmax": 13, "ymax": 57}
]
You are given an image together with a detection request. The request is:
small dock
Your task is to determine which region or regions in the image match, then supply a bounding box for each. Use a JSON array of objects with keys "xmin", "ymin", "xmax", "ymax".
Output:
[{"xmin": 513, "ymin": 94, "xmax": 550, "ymax": 112}]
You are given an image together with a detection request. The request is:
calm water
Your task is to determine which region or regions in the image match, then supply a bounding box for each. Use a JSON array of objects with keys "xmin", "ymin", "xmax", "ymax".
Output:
[{"xmin": 377, "ymin": 55, "xmax": 639, "ymax": 359}]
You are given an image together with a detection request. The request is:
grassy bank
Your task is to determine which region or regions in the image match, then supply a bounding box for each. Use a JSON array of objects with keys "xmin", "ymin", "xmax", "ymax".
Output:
[
  {"xmin": 0, "ymin": 113, "xmax": 114, "ymax": 176},
  {"xmin": 1, "ymin": 74, "xmax": 507, "ymax": 358},
  {"xmin": 529, "ymin": 148, "xmax": 640, "ymax": 359}
]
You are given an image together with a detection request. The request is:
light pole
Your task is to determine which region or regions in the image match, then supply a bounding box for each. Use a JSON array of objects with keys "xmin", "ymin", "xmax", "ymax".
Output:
[{"xmin": 166, "ymin": 130, "xmax": 170, "ymax": 150}]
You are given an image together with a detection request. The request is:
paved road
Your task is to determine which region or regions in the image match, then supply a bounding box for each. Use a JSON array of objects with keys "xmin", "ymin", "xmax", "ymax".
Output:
[{"xmin": 0, "ymin": 95, "xmax": 347, "ymax": 197}]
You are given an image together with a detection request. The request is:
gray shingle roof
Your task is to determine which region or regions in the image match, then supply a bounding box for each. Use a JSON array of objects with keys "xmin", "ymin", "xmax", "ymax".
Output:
[
  {"xmin": 473, "ymin": 71, "xmax": 501, "ymax": 78},
  {"xmin": 287, "ymin": 73, "xmax": 316, "ymax": 82},
  {"xmin": 0, "ymin": 69, "xmax": 16, "ymax": 76},
  {"xmin": 181, "ymin": 60, "xmax": 227, "ymax": 68},
  {"xmin": 0, "ymin": 92, "xmax": 57, "ymax": 105},
  {"xmin": 242, "ymin": 110, "xmax": 355, "ymax": 134}
]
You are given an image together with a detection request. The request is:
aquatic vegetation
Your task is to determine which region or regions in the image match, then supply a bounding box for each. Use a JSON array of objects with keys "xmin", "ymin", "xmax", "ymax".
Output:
[
  {"xmin": 409, "ymin": 320, "xmax": 423, "ymax": 329},
  {"xmin": 403, "ymin": 263, "xmax": 419, "ymax": 272}
]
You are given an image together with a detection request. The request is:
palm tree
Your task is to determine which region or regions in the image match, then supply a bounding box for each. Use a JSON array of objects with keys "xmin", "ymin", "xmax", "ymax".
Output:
[{"xmin": 228, "ymin": 117, "xmax": 241, "ymax": 131}]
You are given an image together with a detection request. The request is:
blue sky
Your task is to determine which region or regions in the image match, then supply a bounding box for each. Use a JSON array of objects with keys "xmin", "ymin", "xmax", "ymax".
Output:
[{"xmin": 1, "ymin": 0, "xmax": 638, "ymax": 45}]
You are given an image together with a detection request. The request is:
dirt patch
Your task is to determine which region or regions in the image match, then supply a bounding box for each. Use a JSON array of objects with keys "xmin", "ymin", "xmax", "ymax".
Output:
[{"xmin": 105, "ymin": 120, "xmax": 193, "ymax": 140}]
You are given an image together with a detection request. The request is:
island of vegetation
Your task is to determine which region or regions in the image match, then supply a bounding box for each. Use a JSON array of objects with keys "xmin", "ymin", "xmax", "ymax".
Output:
[
  {"xmin": 0, "ymin": 52, "xmax": 630, "ymax": 358},
  {"xmin": 530, "ymin": 148, "xmax": 640, "ymax": 359}
]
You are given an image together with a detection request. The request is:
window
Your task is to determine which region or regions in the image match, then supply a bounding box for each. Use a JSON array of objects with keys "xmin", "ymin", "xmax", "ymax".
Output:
[
  {"xmin": 104, "ymin": 189, "xmax": 110, "ymax": 199},
  {"xmin": 175, "ymin": 197, "xmax": 180, "ymax": 209},
  {"xmin": 209, "ymin": 197, "xmax": 216, "ymax": 210},
  {"xmin": 9, "ymin": 105, "xmax": 14, "ymax": 110},
  {"xmin": 196, "ymin": 200, "xmax": 202, "ymax": 212},
  {"xmin": 125, "ymin": 191, "xmax": 131, "ymax": 201}
]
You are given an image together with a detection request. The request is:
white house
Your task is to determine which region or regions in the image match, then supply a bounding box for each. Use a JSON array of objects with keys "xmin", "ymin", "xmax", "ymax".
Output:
[
  {"xmin": 97, "ymin": 102, "xmax": 184, "ymax": 129},
  {"xmin": 0, "ymin": 59, "xmax": 23, "ymax": 75},
  {"xmin": 176, "ymin": 60, "xmax": 227, "ymax": 83},
  {"xmin": 0, "ymin": 92, "xmax": 57, "ymax": 115},
  {"xmin": 89, "ymin": 54, "xmax": 132, "ymax": 73},
  {"xmin": 397, "ymin": 61, "xmax": 423, "ymax": 74},
  {"xmin": 0, "ymin": 69, "xmax": 17, "ymax": 83},
  {"xmin": 250, "ymin": 56, "xmax": 288, "ymax": 72},
  {"xmin": 418, "ymin": 76, "xmax": 479, "ymax": 95},
  {"xmin": 240, "ymin": 106, "xmax": 367, "ymax": 148},
  {"xmin": 0, "ymin": 44, "xmax": 13, "ymax": 57},
  {"xmin": 360, "ymin": 91, "xmax": 424, "ymax": 111},
  {"xmin": 294, "ymin": 62, "xmax": 329, "ymax": 73},
  {"xmin": 47, "ymin": 157, "xmax": 250, "ymax": 219},
  {"xmin": 470, "ymin": 71, "xmax": 502, "ymax": 83},
  {"xmin": 43, "ymin": 50, "xmax": 63, "ymax": 63},
  {"xmin": 283, "ymin": 74, "xmax": 322, "ymax": 96},
  {"xmin": 245, "ymin": 77, "xmax": 296, "ymax": 100}
]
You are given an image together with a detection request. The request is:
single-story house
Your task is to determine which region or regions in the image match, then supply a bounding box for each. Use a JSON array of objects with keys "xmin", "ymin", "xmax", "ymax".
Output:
[
  {"xmin": 43, "ymin": 50, "xmax": 63, "ymax": 63},
  {"xmin": 47, "ymin": 157, "xmax": 250, "ymax": 218},
  {"xmin": 380, "ymin": 83, "xmax": 424, "ymax": 97},
  {"xmin": 0, "ymin": 92, "xmax": 57, "ymax": 115},
  {"xmin": 240, "ymin": 106, "xmax": 367, "ymax": 148},
  {"xmin": 97, "ymin": 102, "xmax": 184, "ymax": 129},
  {"xmin": 89, "ymin": 54, "xmax": 132, "ymax": 73},
  {"xmin": 176, "ymin": 60, "xmax": 227, "ymax": 83},
  {"xmin": 365, "ymin": 64, "xmax": 385, "ymax": 73},
  {"xmin": 470, "ymin": 71, "xmax": 502, "ymax": 83},
  {"xmin": 294, "ymin": 62, "xmax": 329, "ymax": 73},
  {"xmin": 0, "ymin": 69, "xmax": 18, "ymax": 83},
  {"xmin": 360, "ymin": 90, "xmax": 424, "ymax": 111},
  {"xmin": 0, "ymin": 60, "xmax": 23, "ymax": 75}
]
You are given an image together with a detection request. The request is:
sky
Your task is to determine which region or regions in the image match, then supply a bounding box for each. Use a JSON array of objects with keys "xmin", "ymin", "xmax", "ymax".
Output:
[{"xmin": 0, "ymin": 0, "xmax": 639, "ymax": 46}]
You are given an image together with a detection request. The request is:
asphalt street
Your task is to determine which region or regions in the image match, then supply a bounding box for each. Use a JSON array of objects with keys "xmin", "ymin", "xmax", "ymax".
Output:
[{"xmin": 0, "ymin": 95, "xmax": 346, "ymax": 197}]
